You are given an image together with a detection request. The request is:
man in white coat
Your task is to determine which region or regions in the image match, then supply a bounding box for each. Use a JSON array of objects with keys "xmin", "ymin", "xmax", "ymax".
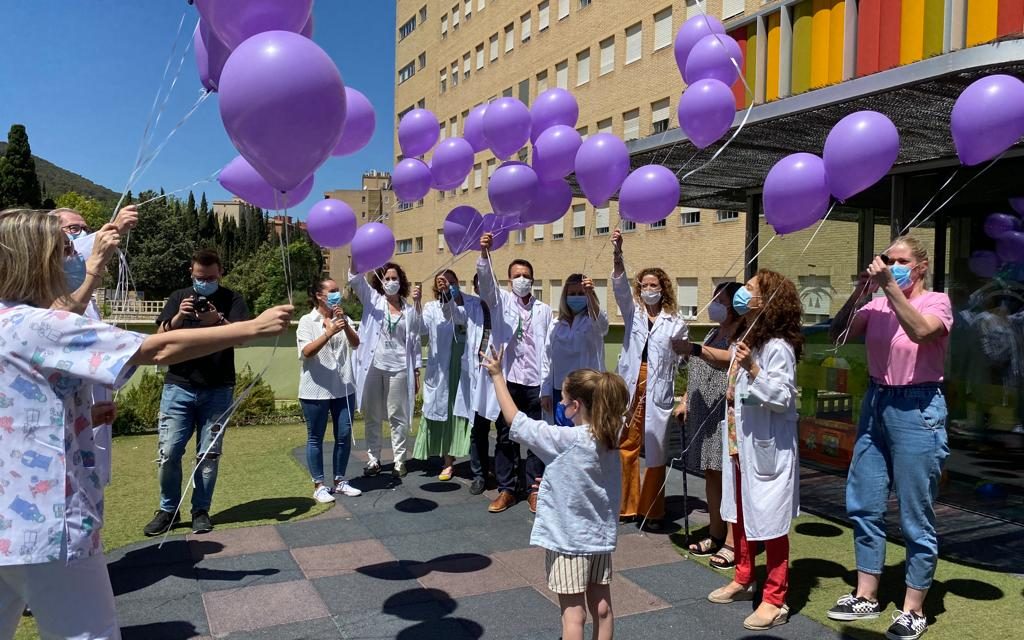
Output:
[{"xmin": 477, "ymin": 232, "xmax": 552, "ymax": 513}]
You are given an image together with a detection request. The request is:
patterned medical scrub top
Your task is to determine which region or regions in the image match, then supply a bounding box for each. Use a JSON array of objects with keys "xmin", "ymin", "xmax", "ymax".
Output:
[{"xmin": 0, "ymin": 303, "xmax": 144, "ymax": 566}]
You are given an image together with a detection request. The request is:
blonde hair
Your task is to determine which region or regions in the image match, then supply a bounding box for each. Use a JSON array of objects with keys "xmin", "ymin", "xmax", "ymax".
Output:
[
  {"xmin": 889, "ymin": 235, "xmax": 931, "ymax": 283},
  {"xmin": 562, "ymin": 369, "xmax": 629, "ymax": 450},
  {"xmin": 0, "ymin": 209, "xmax": 69, "ymax": 308},
  {"xmin": 632, "ymin": 267, "xmax": 677, "ymax": 314},
  {"xmin": 558, "ymin": 273, "xmax": 584, "ymax": 319}
]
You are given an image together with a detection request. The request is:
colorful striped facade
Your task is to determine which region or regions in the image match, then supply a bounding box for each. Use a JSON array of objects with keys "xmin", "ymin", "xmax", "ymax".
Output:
[{"xmin": 724, "ymin": 0, "xmax": 1024, "ymax": 109}]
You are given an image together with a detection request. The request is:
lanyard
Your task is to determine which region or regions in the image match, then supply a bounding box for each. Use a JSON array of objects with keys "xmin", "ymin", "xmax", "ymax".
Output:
[
  {"xmin": 385, "ymin": 309, "xmax": 402, "ymax": 335},
  {"xmin": 516, "ymin": 304, "xmax": 533, "ymax": 340}
]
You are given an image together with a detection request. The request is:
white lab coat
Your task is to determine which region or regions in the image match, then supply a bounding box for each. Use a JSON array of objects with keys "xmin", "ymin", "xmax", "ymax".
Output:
[
  {"xmin": 415, "ymin": 294, "xmax": 497, "ymax": 422},
  {"xmin": 476, "ymin": 258, "xmax": 552, "ymax": 398},
  {"xmin": 612, "ymin": 272, "xmax": 687, "ymax": 467},
  {"xmin": 542, "ymin": 310, "xmax": 609, "ymax": 397},
  {"xmin": 720, "ymin": 338, "xmax": 800, "ymax": 541},
  {"xmin": 348, "ymin": 270, "xmax": 420, "ymax": 419}
]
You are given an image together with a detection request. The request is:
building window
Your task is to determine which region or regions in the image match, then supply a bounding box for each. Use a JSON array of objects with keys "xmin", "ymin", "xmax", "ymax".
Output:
[
  {"xmin": 418, "ymin": 52, "xmax": 427, "ymax": 70},
  {"xmin": 534, "ymin": 224, "xmax": 544, "ymax": 241},
  {"xmin": 518, "ymin": 79, "xmax": 530, "ymax": 106},
  {"xmin": 595, "ymin": 206, "xmax": 609, "ymax": 235},
  {"xmin": 723, "ymin": 0, "xmax": 744, "ymax": 19},
  {"xmin": 399, "ymin": 17, "xmax": 416, "ymax": 41},
  {"xmin": 450, "ymin": 117, "xmax": 458, "ymax": 138},
  {"xmin": 420, "ymin": 5, "xmax": 428, "ymax": 22},
  {"xmin": 521, "ymin": 12, "xmax": 532, "ymax": 42},
  {"xmin": 553, "ymin": 217, "xmax": 564, "ymax": 239},
  {"xmin": 625, "ymin": 23, "xmax": 642, "ymax": 65},
  {"xmin": 439, "ymin": 120, "xmax": 447, "ymax": 142},
  {"xmin": 451, "ymin": 62, "xmax": 459, "ymax": 87},
  {"xmin": 486, "ymin": 158, "xmax": 497, "ymax": 179},
  {"xmin": 576, "ymin": 49, "xmax": 590, "ymax": 85},
  {"xmin": 623, "ymin": 109, "xmax": 640, "ymax": 141},
  {"xmin": 685, "ymin": 0, "xmax": 701, "ymax": 19},
  {"xmin": 437, "ymin": 229, "xmax": 445, "ymax": 252},
  {"xmin": 717, "ymin": 210, "xmax": 740, "ymax": 222},
  {"xmin": 476, "ymin": 44, "xmax": 484, "ymax": 69},
  {"xmin": 461, "ymin": 174, "xmax": 470, "ymax": 192},
  {"xmin": 580, "ymin": 0, "xmax": 592, "ymax": 8},
  {"xmin": 452, "ymin": 5, "xmax": 460, "ymax": 28},
  {"xmin": 597, "ymin": 118, "xmax": 613, "ymax": 134},
  {"xmin": 505, "ymin": 24, "xmax": 515, "ymax": 52},
  {"xmin": 558, "ymin": 0, "xmax": 570, "ymax": 20},
  {"xmin": 398, "ymin": 201, "xmax": 414, "ymax": 212},
  {"xmin": 654, "ymin": 7, "xmax": 673, "ymax": 51},
  {"xmin": 622, "ymin": 219, "xmax": 637, "ymax": 232},
  {"xmin": 676, "ymin": 278, "xmax": 698, "ymax": 319},
  {"xmin": 649, "ymin": 219, "xmax": 667, "ymax": 229},
  {"xmin": 478, "ymin": 0, "xmax": 486, "ymax": 10},
  {"xmin": 555, "ymin": 60, "xmax": 568, "ymax": 89},
  {"xmin": 398, "ymin": 61, "xmax": 415, "ymax": 84},
  {"xmin": 441, "ymin": 14, "xmax": 448, "ymax": 38},
  {"xmin": 572, "ymin": 205, "xmax": 586, "ymax": 238},
  {"xmin": 463, "ymin": 53, "xmax": 471, "ymax": 80},
  {"xmin": 799, "ymin": 275, "xmax": 833, "ymax": 324},
  {"xmin": 577, "ymin": 125, "xmax": 589, "ymax": 140},
  {"xmin": 537, "ymin": 70, "xmax": 549, "ymax": 93},
  {"xmin": 415, "ymin": 236, "xmax": 424, "ymax": 252},
  {"xmin": 439, "ymin": 69, "xmax": 447, "ymax": 93},
  {"xmin": 464, "ymin": 0, "xmax": 472, "ymax": 20},
  {"xmin": 515, "ymin": 229, "xmax": 527, "ymax": 244},
  {"xmin": 680, "ymin": 208, "xmax": 700, "ymax": 225},
  {"xmin": 489, "ymin": 34, "xmax": 499, "ymax": 61},
  {"xmin": 397, "ymin": 238, "xmax": 413, "ymax": 254},
  {"xmin": 397, "ymin": 105, "xmax": 413, "ymax": 124},
  {"xmin": 599, "ymin": 37, "xmax": 615, "ymax": 75},
  {"xmin": 417, "ymin": 98, "xmax": 426, "ymax": 108},
  {"xmin": 539, "ymin": 1, "xmax": 550, "ymax": 31},
  {"xmin": 473, "ymin": 164, "xmax": 483, "ymax": 188},
  {"xmin": 651, "ymin": 98, "xmax": 670, "ymax": 133}
]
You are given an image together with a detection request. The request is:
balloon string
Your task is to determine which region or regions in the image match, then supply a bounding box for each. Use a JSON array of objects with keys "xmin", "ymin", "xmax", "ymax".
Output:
[
  {"xmin": 903, "ymin": 151, "xmax": 1006, "ymax": 235},
  {"xmin": 132, "ymin": 170, "xmax": 221, "ymax": 208},
  {"xmin": 896, "ymin": 169, "xmax": 960, "ymax": 236},
  {"xmin": 800, "ymin": 202, "xmax": 836, "ymax": 256}
]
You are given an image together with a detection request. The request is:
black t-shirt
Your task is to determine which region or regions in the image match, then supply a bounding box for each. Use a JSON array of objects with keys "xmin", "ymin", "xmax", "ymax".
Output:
[{"xmin": 156, "ymin": 285, "xmax": 251, "ymax": 388}]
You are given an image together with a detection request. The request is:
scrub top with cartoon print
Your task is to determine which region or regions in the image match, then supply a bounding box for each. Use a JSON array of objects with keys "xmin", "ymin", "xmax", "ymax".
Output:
[{"xmin": 0, "ymin": 303, "xmax": 144, "ymax": 566}]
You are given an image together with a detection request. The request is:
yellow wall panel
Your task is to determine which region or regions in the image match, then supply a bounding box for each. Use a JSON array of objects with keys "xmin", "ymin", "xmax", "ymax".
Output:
[
  {"xmin": 767, "ymin": 12, "xmax": 781, "ymax": 101},
  {"xmin": 900, "ymin": 0, "xmax": 926, "ymax": 64},
  {"xmin": 967, "ymin": 0, "xmax": 999, "ymax": 45},
  {"xmin": 828, "ymin": 0, "xmax": 846, "ymax": 84},
  {"xmin": 811, "ymin": 0, "xmax": 832, "ymax": 88},
  {"xmin": 792, "ymin": 1, "xmax": 814, "ymax": 94}
]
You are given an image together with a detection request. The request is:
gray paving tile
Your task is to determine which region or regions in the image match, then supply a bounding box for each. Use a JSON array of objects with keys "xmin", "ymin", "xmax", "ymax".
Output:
[
  {"xmin": 357, "ymin": 500, "xmax": 491, "ymax": 538},
  {"xmin": 222, "ymin": 616, "xmax": 341, "ymax": 639},
  {"xmin": 195, "ymin": 549, "xmax": 305, "ymax": 593},
  {"xmin": 110, "ymin": 563, "xmax": 198, "ymax": 602},
  {"xmin": 464, "ymin": 520, "xmax": 536, "ymax": 553},
  {"xmin": 332, "ymin": 588, "xmax": 475, "ymax": 640},
  {"xmin": 379, "ymin": 529, "xmax": 499, "ymax": 564},
  {"xmin": 449, "ymin": 587, "xmax": 561, "ymax": 640},
  {"xmin": 276, "ymin": 515, "xmax": 375, "ymax": 548},
  {"xmin": 313, "ymin": 568, "xmax": 432, "ymax": 616},
  {"xmin": 205, "ymin": 579, "xmax": 330, "ymax": 636},
  {"xmin": 116, "ymin": 593, "xmax": 209, "ymax": 639},
  {"xmin": 107, "ymin": 537, "xmax": 194, "ymax": 569},
  {"xmin": 621, "ymin": 560, "xmax": 721, "ymax": 605}
]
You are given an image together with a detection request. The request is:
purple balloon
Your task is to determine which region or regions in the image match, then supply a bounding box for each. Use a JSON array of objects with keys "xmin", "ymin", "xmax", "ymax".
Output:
[
  {"xmin": 1011, "ymin": 197, "xmax": 1024, "ymax": 216},
  {"xmin": 677, "ymin": 79, "xmax": 735, "ymax": 149},
  {"xmin": 444, "ymin": 206, "xmax": 483, "ymax": 255},
  {"xmin": 521, "ymin": 179, "xmax": 573, "ymax": 225},
  {"xmin": 219, "ymin": 31, "xmax": 345, "ymax": 191},
  {"xmin": 619, "ymin": 165, "xmax": 681, "ymax": 224},
  {"xmin": 685, "ymin": 34, "xmax": 743, "ymax": 86},
  {"xmin": 398, "ymin": 108, "xmax": 440, "ymax": 157},
  {"xmin": 301, "ymin": 15, "xmax": 314, "ymax": 38},
  {"xmin": 532, "ymin": 125, "xmax": 583, "ymax": 181},
  {"xmin": 464, "ymin": 104, "xmax": 488, "ymax": 153},
  {"xmin": 674, "ymin": 15, "xmax": 726, "ymax": 80},
  {"xmin": 195, "ymin": 21, "xmax": 230, "ymax": 92},
  {"xmin": 969, "ymin": 250, "xmax": 1001, "ymax": 278},
  {"xmin": 307, "ymin": 199, "xmax": 357, "ymax": 249},
  {"xmin": 483, "ymin": 98, "xmax": 532, "ymax": 159},
  {"xmin": 764, "ymin": 153, "xmax": 831, "ymax": 235},
  {"xmin": 480, "ymin": 213, "xmax": 510, "ymax": 251},
  {"xmin": 823, "ymin": 111, "xmax": 900, "ymax": 202},
  {"xmin": 996, "ymin": 231, "xmax": 1024, "ymax": 264},
  {"xmin": 489, "ymin": 162, "xmax": 538, "ymax": 217},
  {"xmin": 195, "ymin": 0, "xmax": 313, "ymax": 49},
  {"xmin": 430, "ymin": 138, "xmax": 475, "ymax": 190},
  {"xmin": 333, "ymin": 87, "xmax": 375, "ymax": 157},
  {"xmin": 530, "ymin": 88, "xmax": 579, "ymax": 143},
  {"xmin": 951, "ymin": 74, "xmax": 1024, "ymax": 166},
  {"xmin": 218, "ymin": 155, "xmax": 314, "ymax": 210},
  {"xmin": 392, "ymin": 158, "xmax": 432, "ymax": 203},
  {"xmin": 985, "ymin": 213, "xmax": 1022, "ymax": 239},
  {"xmin": 350, "ymin": 222, "xmax": 396, "ymax": 273},
  {"xmin": 575, "ymin": 133, "xmax": 630, "ymax": 206}
]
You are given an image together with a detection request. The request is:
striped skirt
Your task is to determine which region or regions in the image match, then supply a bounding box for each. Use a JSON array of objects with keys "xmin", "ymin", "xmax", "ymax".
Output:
[{"xmin": 544, "ymin": 550, "xmax": 613, "ymax": 595}]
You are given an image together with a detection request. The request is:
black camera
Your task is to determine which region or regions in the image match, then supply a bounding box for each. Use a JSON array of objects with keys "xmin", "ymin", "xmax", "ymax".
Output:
[
  {"xmin": 879, "ymin": 253, "xmax": 894, "ymax": 265},
  {"xmin": 193, "ymin": 294, "xmax": 211, "ymax": 314}
]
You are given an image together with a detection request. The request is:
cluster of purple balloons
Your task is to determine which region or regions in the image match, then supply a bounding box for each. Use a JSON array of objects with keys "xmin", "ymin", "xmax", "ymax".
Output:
[
  {"xmin": 674, "ymin": 15, "xmax": 742, "ymax": 150},
  {"xmin": 971, "ymin": 203, "xmax": 1024, "ymax": 277}
]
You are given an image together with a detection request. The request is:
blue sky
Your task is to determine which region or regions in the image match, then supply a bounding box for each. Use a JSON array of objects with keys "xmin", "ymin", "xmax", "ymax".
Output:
[{"xmin": 0, "ymin": 1, "xmax": 396, "ymax": 216}]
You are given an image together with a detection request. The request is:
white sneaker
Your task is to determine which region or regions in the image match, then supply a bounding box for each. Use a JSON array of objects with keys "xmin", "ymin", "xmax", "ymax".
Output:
[
  {"xmin": 313, "ymin": 485, "xmax": 336, "ymax": 503},
  {"xmin": 334, "ymin": 480, "xmax": 362, "ymax": 497}
]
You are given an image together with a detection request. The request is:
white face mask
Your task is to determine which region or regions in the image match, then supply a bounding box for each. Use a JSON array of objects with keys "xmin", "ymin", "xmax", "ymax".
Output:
[
  {"xmin": 640, "ymin": 290, "xmax": 662, "ymax": 305},
  {"xmin": 708, "ymin": 301, "xmax": 728, "ymax": 324},
  {"xmin": 512, "ymin": 276, "xmax": 533, "ymax": 297},
  {"xmin": 383, "ymin": 280, "xmax": 401, "ymax": 296}
]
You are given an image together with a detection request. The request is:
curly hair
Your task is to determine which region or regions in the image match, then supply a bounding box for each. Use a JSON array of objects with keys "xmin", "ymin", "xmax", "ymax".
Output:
[
  {"xmin": 632, "ymin": 267, "xmax": 677, "ymax": 314},
  {"xmin": 368, "ymin": 262, "xmax": 410, "ymax": 299},
  {"xmin": 737, "ymin": 269, "xmax": 804, "ymax": 361}
]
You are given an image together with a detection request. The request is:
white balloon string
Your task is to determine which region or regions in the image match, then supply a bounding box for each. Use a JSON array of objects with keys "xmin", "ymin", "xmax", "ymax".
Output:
[
  {"xmin": 800, "ymin": 202, "xmax": 836, "ymax": 256},
  {"xmin": 903, "ymin": 151, "xmax": 1006, "ymax": 235},
  {"xmin": 132, "ymin": 170, "xmax": 221, "ymax": 208},
  {"xmin": 896, "ymin": 169, "xmax": 960, "ymax": 235}
]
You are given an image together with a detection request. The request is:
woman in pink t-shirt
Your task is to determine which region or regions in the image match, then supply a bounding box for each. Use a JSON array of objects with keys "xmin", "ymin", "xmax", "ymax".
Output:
[{"xmin": 826, "ymin": 236, "xmax": 952, "ymax": 640}]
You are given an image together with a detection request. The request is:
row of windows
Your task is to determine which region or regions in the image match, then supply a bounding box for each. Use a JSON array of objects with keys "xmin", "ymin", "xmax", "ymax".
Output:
[{"xmin": 398, "ymin": 5, "xmax": 429, "ymax": 41}]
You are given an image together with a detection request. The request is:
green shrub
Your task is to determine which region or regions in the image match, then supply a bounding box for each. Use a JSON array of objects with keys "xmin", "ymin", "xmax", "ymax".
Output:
[
  {"xmin": 113, "ymin": 369, "xmax": 164, "ymax": 435},
  {"xmin": 233, "ymin": 364, "xmax": 277, "ymax": 423}
]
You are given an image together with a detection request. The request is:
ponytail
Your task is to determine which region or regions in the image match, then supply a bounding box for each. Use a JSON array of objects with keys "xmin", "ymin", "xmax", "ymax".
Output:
[{"xmin": 563, "ymin": 369, "xmax": 630, "ymax": 450}]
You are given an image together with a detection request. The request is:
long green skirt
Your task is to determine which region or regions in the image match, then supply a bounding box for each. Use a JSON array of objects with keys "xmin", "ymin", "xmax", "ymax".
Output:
[{"xmin": 413, "ymin": 336, "xmax": 471, "ymax": 459}]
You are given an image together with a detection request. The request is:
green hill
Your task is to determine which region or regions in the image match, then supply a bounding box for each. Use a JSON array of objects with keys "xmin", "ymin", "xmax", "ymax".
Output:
[{"xmin": 0, "ymin": 140, "xmax": 119, "ymax": 203}]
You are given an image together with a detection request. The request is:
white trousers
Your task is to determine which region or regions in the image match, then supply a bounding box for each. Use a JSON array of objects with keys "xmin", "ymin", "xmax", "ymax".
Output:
[
  {"xmin": 0, "ymin": 552, "xmax": 119, "ymax": 640},
  {"xmin": 363, "ymin": 366, "xmax": 411, "ymax": 464}
]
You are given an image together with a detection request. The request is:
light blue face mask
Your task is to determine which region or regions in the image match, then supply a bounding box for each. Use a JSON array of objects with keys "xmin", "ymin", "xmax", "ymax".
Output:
[
  {"xmin": 193, "ymin": 278, "xmax": 219, "ymax": 297},
  {"xmin": 891, "ymin": 264, "xmax": 914, "ymax": 290},
  {"xmin": 326, "ymin": 291, "xmax": 342, "ymax": 308},
  {"xmin": 448, "ymin": 283, "xmax": 460, "ymax": 298},
  {"xmin": 64, "ymin": 254, "xmax": 87, "ymax": 290},
  {"xmin": 567, "ymin": 295, "xmax": 588, "ymax": 313},
  {"xmin": 66, "ymin": 230, "xmax": 87, "ymax": 241},
  {"xmin": 733, "ymin": 287, "xmax": 753, "ymax": 316}
]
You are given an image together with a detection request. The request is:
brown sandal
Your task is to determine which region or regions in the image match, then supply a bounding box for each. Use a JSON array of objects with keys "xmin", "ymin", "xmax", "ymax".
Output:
[
  {"xmin": 688, "ymin": 536, "xmax": 724, "ymax": 557},
  {"xmin": 709, "ymin": 545, "xmax": 736, "ymax": 570}
]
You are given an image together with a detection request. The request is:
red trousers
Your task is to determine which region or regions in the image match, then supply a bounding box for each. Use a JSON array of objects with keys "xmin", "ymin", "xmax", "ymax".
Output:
[{"xmin": 731, "ymin": 464, "xmax": 790, "ymax": 607}]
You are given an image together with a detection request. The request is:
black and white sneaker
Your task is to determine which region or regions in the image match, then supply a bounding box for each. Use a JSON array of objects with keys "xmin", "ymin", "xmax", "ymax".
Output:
[
  {"xmin": 886, "ymin": 610, "xmax": 927, "ymax": 640},
  {"xmin": 827, "ymin": 593, "xmax": 883, "ymax": 621},
  {"xmin": 364, "ymin": 460, "xmax": 381, "ymax": 476}
]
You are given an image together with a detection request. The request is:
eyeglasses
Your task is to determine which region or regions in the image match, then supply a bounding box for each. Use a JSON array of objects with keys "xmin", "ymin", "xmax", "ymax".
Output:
[{"xmin": 61, "ymin": 224, "xmax": 90, "ymax": 235}]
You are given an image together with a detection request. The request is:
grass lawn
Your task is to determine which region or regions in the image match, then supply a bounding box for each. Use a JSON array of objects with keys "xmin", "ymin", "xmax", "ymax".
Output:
[{"xmin": 673, "ymin": 515, "xmax": 1021, "ymax": 640}]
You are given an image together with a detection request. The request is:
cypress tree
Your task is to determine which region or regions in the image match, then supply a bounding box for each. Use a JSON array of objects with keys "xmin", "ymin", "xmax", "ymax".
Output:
[{"xmin": 0, "ymin": 125, "xmax": 42, "ymax": 209}]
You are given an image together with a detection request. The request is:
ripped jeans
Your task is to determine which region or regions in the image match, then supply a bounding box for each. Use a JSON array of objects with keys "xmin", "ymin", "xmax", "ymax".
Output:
[{"xmin": 157, "ymin": 383, "xmax": 233, "ymax": 513}]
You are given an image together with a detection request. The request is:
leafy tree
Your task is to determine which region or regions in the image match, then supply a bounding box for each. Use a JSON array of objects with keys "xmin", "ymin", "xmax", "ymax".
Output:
[
  {"xmin": 56, "ymin": 191, "xmax": 108, "ymax": 230},
  {"xmin": 0, "ymin": 124, "xmax": 42, "ymax": 209},
  {"xmin": 222, "ymin": 238, "xmax": 321, "ymax": 313},
  {"xmin": 128, "ymin": 190, "xmax": 194, "ymax": 298},
  {"xmin": 183, "ymin": 191, "xmax": 199, "ymax": 243}
]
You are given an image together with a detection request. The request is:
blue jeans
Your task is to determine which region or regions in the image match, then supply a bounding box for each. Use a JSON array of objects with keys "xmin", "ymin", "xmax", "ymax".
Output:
[
  {"xmin": 300, "ymin": 395, "xmax": 356, "ymax": 483},
  {"xmin": 157, "ymin": 384, "xmax": 234, "ymax": 513},
  {"xmin": 847, "ymin": 382, "xmax": 949, "ymax": 590}
]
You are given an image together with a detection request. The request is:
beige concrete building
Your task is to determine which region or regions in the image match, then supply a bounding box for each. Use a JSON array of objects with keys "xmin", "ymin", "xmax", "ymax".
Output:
[
  {"xmin": 323, "ymin": 170, "xmax": 395, "ymax": 281},
  {"xmin": 391, "ymin": 0, "xmax": 763, "ymax": 325},
  {"xmin": 212, "ymin": 197, "xmax": 245, "ymax": 225}
]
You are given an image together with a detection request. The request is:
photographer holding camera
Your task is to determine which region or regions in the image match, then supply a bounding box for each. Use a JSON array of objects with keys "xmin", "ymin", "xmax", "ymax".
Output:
[{"xmin": 145, "ymin": 249, "xmax": 251, "ymax": 537}]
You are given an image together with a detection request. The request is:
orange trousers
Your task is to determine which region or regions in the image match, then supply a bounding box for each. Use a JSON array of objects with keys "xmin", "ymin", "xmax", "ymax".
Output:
[{"xmin": 619, "ymin": 362, "xmax": 666, "ymax": 520}]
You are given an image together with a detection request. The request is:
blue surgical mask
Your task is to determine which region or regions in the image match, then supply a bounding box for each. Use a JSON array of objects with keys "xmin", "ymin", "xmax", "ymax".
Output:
[
  {"xmin": 448, "ymin": 283, "xmax": 460, "ymax": 298},
  {"xmin": 193, "ymin": 278, "xmax": 219, "ymax": 297},
  {"xmin": 64, "ymin": 254, "xmax": 87, "ymax": 290},
  {"xmin": 567, "ymin": 295, "xmax": 588, "ymax": 313},
  {"xmin": 891, "ymin": 264, "xmax": 913, "ymax": 290},
  {"xmin": 326, "ymin": 291, "xmax": 342, "ymax": 308},
  {"xmin": 66, "ymin": 230, "xmax": 87, "ymax": 241},
  {"xmin": 733, "ymin": 287, "xmax": 753, "ymax": 316}
]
